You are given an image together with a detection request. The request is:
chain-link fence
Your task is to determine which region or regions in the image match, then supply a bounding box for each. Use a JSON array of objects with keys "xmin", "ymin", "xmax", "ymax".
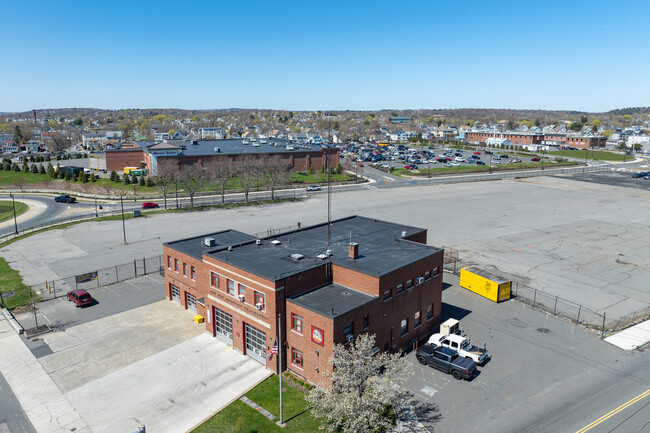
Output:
[
  {"xmin": 32, "ymin": 255, "xmax": 163, "ymax": 301},
  {"xmin": 444, "ymin": 257, "xmax": 650, "ymax": 337}
]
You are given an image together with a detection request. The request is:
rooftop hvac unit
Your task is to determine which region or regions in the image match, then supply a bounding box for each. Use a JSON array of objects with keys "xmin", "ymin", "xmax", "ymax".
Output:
[
  {"xmin": 252, "ymin": 142, "xmax": 260, "ymax": 147},
  {"xmin": 317, "ymin": 253, "xmax": 328, "ymax": 260},
  {"xmin": 242, "ymin": 140, "xmax": 249, "ymax": 145},
  {"xmin": 291, "ymin": 253, "xmax": 304, "ymax": 260},
  {"xmin": 401, "ymin": 231, "xmax": 408, "ymax": 237},
  {"xmin": 237, "ymin": 294, "xmax": 245, "ymax": 302},
  {"xmin": 271, "ymin": 240, "xmax": 281, "ymax": 245},
  {"xmin": 285, "ymin": 145, "xmax": 294, "ymax": 150},
  {"xmin": 191, "ymin": 140, "xmax": 199, "ymax": 145},
  {"xmin": 325, "ymin": 249, "xmax": 332, "ymax": 256},
  {"xmin": 416, "ymin": 277, "xmax": 425, "ymax": 285},
  {"xmin": 213, "ymin": 147, "xmax": 220, "ymax": 153},
  {"xmin": 203, "ymin": 237, "xmax": 216, "ymax": 247},
  {"xmin": 255, "ymin": 303, "xmax": 264, "ymax": 310},
  {"xmin": 255, "ymin": 239, "xmax": 262, "ymax": 245}
]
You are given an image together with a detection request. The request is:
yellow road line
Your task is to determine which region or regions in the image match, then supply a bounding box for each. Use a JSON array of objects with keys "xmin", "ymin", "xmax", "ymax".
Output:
[{"xmin": 575, "ymin": 388, "xmax": 650, "ymax": 433}]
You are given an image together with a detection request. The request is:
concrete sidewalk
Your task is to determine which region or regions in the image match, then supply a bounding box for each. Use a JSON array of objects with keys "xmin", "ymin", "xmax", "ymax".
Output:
[
  {"xmin": 604, "ymin": 318, "xmax": 650, "ymax": 350},
  {"xmin": 0, "ymin": 314, "xmax": 91, "ymax": 433}
]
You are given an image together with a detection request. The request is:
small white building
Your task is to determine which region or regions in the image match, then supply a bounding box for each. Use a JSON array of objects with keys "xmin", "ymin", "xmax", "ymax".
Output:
[
  {"xmin": 627, "ymin": 135, "xmax": 650, "ymax": 152},
  {"xmin": 485, "ymin": 137, "xmax": 511, "ymax": 147}
]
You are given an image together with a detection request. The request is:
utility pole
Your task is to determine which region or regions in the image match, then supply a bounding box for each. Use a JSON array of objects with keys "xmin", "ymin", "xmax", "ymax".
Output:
[{"xmin": 10, "ymin": 193, "xmax": 18, "ymax": 235}]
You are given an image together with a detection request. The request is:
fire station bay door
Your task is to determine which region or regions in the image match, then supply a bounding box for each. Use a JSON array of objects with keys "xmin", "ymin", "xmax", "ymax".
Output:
[
  {"xmin": 214, "ymin": 307, "xmax": 233, "ymax": 345},
  {"xmin": 171, "ymin": 284, "xmax": 181, "ymax": 303},
  {"xmin": 245, "ymin": 323, "xmax": 267, "ymax": 364}
]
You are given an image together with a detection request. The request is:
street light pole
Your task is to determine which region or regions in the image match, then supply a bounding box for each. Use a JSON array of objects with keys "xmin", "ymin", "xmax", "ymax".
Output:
[
  {"xmin": 133, "ymin": 182, "xmax": 136, "ymax": 202},
  {"xmin": 541, "ymin": 148, "xmax": 545, "ymax": 171},
  {"xmin": 10, "ymin": 193, "xmax": 18, "ymax": 235},
  {"xmin": 120, "ymin": 195, "xmax": 127, "ymax": 245},
  {"xmin": 94, "ymin": 195, "xmax": 98, "ymax": 217},
  {"xmin": 175, "ymin": 182, "xmax": 179, "ymax": 208}
]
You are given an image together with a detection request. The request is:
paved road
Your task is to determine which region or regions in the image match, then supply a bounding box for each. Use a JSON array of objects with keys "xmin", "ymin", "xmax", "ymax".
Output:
[{"xmin": 0, "ymin": 195, "xmax": 75, "ymax": 237}]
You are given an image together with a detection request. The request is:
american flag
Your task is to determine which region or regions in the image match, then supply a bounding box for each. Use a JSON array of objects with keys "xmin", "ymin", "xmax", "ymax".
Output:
[{"xmin": 267, "ymin": 339, "xmax": 278, "ymax": 360}]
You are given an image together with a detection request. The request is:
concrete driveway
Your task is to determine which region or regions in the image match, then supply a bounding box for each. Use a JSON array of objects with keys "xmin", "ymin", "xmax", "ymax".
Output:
[{"xmin": 8, "ymin": 294, "xmax": 270, "ymax": 433}]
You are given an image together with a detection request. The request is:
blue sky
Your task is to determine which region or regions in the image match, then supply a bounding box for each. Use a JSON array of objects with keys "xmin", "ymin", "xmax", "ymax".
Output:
[{"xmin": 3, "ymin": 0, "xmax": 649, "ymax": 113}]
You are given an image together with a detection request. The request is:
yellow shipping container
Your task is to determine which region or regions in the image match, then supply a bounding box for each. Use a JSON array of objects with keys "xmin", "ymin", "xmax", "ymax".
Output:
[{"xmin": 459, "ymin": 267, "xmax": 511, "ymax": 303}]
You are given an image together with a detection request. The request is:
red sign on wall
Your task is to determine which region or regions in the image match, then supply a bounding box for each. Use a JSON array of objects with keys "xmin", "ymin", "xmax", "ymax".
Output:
[{"xmin": 311, "ymin": 326, "xmax": 324, "ymax": 346}]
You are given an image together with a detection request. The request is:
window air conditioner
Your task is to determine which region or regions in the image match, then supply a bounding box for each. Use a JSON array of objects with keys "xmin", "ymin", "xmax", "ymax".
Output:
[
  {"xmin": 237, "ymin": 294, "xmax": 245, "ymax": 302},
  {"xmin": 416, "ymin": 277, "xmax": 425, "ymax": 285},
  {"xmin": 256, "ymin": 303, "xmax": 264, "ymax": 310}
]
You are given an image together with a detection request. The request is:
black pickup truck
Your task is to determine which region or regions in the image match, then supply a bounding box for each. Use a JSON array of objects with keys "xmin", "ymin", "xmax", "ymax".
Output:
[{"xmin": 416, "ymin": 344, "xmax": 477, "ymax": 380}]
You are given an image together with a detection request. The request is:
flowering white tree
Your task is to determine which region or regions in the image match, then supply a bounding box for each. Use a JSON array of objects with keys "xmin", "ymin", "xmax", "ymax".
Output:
[{"xmin": 306, "ymin": 333, "xmax": 412, "ymax": 433}]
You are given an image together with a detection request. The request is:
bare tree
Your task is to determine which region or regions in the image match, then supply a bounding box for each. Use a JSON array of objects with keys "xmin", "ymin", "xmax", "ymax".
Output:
[
  {"xmin": 155, "ymin": 158, "xmax": 178, "ymax": 209},
  {"xmin": 306, "ymin": 334, "xmax": 412, "ymax": 433},
  {"xmin": 178, "ymin": 164, "xmax": 208, "ymax": 208},
  {"xmin": 261, "ymin": 155, "xmax": 289, "ymax": 200},
  {"xmin": 236, "ymin": 155, "xmax": 260, "ymax": 203},
  {"xmin": 206, "ymin": 157, "xmax": 234, "ymax": 205},
  {"xmin": 48, "ymin": 132, "xmax": 71, "ymax": 153}
]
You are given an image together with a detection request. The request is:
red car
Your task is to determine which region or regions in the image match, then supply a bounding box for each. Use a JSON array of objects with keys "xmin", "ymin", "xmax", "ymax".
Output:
[
  {"xmin": 473, "ymin": 151, "xmax": 481, "ymax": 155},
  {"xmin": 531, "ymin": 158, "xmax": 541, "ymax": 162},
  {"xmin": 358, "ymin": 163, "xmax": 364, "ymax": 167},
  {"xmin": 67, "ymin": 289, "xmax": 93, "ymax": 307},
  {"xmin": 142, "ymin": 202, "xmax": 159, "ymax": 209}
]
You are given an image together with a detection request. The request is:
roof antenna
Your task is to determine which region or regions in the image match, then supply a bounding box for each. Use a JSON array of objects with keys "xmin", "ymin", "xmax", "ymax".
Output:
[{"xmin": 327, "ymin": 148, "xmax": 332, "ymax": 247}]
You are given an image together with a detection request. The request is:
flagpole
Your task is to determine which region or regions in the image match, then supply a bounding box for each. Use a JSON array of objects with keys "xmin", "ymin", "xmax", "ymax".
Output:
[{"xmin": 278, "ymin": 313, "xmax": 283, "ymax": 424}]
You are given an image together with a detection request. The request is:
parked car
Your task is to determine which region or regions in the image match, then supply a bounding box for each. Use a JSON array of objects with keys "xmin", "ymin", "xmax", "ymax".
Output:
[
  {"xmin": 484, "ymin": 150, "xmax": 493, "ymax": 154},
  {"xmin": 473, "ymin": 151, "xmax": 481, "ymax": 155},
  {"xmin": 358, "ymin": 163, "xmax": 364, "ymax": 167},
  {"xmin": 306, "ymin": 185, "xmax": 322, "ymax": 191},
  {"xmin": 416, "ymin": 345, "xmax": 477, "ymax": 380},
  {"xmin": 632, "ymin": 172, "xmax": 649, "ymax": 178},
  {"xmin": 427, "ymin": 333, "xmax": 488, "ymax": 364},
  {"xmin": 476, "ymin": 161, "xmax": 486, "ymax": 165},
  {"xmin": 55, "ymin": 194, "xmax": 76, "ymax": 203},
  {"xmin": 141, "ymin": 202, "xmax": 159, "ymax": 209},
  {"xmin": 531, "ymin": 157, "xmax": 541, "ymax": 162},
  {"xmin": 67, "ymin": 289, "xmax": 93, "ymax": 307}
]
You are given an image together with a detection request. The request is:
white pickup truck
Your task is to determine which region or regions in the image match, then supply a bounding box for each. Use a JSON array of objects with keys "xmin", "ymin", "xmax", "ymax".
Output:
[{"xmin": 427, "ymin": 333, "xmax": 488, "ymax": 365}]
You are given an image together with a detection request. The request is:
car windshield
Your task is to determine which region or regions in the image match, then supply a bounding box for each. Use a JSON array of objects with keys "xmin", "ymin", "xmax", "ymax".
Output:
[{"xmin": 78, "ymin": 294, "xmax": 91, "ymax": 300}]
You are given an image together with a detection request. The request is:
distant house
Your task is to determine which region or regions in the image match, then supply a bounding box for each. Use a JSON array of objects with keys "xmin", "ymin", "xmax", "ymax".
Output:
[
  {"xmin": 82, "ymin": 133, "xmax": 105, "ymax": 147},
  {"xmin": 170, "ymin": 131, "xmax": 186, "ymax": 140},
  {"xmin": 389, "ymin": 116, "xmax": 411, "ymax": 124},
  {"xmin": 25, "ymin": 140, "xmax": 40, "ymax": 152},
  {"xmin": 2, "ymin": 141, "xmax": 19, "ymax": 153},
  {"xmin": 154, "ymin": 132, "xmax": 170, "ymax": 142},
  {"xmin": 199, "ymin": 127, "xmax": 226, "ymax": 139}
]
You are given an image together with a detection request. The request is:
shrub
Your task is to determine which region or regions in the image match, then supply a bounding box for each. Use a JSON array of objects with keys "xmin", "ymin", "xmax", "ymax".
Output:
[
  {"xmin": 90, "ymin": 173, "xmax": 96, "ymax": 182},
  {"xmin": 123, "ymin": 174, "xmax": 130, "ymax": 184},
  {"xmin": 64, "ymin": 172, "xmax": 71, "ymax": 181},
  {"xmin": 39, "ymin": 165, "xmax": 46, "ymax": 174},
  {"xmin": 145, "ymin": 177, "xmax": 154, "ymax": 187},
  {"xmin": 139, "ymin": 176, "xmax": 145, "ymax": 186},
  {"xmin": 13, "ymin": 163, "xmax": 20, "ymax": 172},
  {"xmin": 132, "ymin": 174, "xmax": 138, "ymax": 184},
  {"xmin": 31, "ymin": 164, "xmax": 39, "ymax": 174},
  {"xmin": 22, "ymin": 163, "xmax": 29, "ymax": 172}
]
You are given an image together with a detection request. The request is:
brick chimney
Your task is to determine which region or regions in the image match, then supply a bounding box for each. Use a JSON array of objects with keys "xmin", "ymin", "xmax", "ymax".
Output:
[{"xmin": 348, "ymin": 242, "xmax": 359, "ymax": 259}]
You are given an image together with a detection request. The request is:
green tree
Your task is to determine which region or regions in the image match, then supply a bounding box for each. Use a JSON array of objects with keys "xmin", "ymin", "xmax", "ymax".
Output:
[
  {"xmin": 73, "ymin": 117, "xmax": 83, "ymax": 126},
  {"xmin": 39, "ymin": 165, "xmax": 46, "ymax": 175},
  {"xmin": 13, "ymin": 125, "xmax": 24, "ymax": 144},
  {"xmin": 139, "ymin": 176, "xmax": 145, "ymax": 186},
  {"xmin": 132, "ymin": 174, "xmax": 138, "ymax": 184},
  {"xmin": 22, "ymin": 162, "xmax": 29, "ymax": 172},
  {"xmin": 306, "ymin": 334, "xmax": 412, "ymax": 433},
  {"xmin": 31, "ymin": 164, "xmax": 39, "ymax": 174},
  {"xmin": 123, "ymin": 174, "xmax": 130, "ymax": 184}
]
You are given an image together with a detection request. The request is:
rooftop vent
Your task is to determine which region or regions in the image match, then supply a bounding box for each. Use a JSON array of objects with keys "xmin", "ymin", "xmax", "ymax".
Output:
[
  {"xmin": 252, "ymin": 142, "xmax": 260, "ymax": 147},
  {"xmin": 401, "ymin": 231, "xmax": 408, "ymax": 237},
  {"xmin": 242, "ymin": 140, "xmax": 249, "ymax": 145},
  {"xmin": 191, "ymin": 140, "xmax": 199, "ymax": 145},
  {"xmin": 325, "ymin": 249, "xmax": 332, "ymax": 256},
  {"xmin": 317, "ymin": 253, "xmax": 328, "ymax": 260},
  {"xmin": 285, "ymin": 145, "xmax": 294, "ymax": 150},
  {"xmin": 271, "ymin": 240, "xmax": 281, "ymax": 245},
  {"xmin": 213, "ymin": 147, "xmax": 220, "ymax": 153},
  {"xmin": 203, "ymin": 237, "xmax": 215, "ymax": 247},
  {"xmin": 255, "ymin": 239, "xmax": 262, "ymax": 246},
  {"xmin": 291, "ymin": 253, "xmax": 304, "ymax": 260}
]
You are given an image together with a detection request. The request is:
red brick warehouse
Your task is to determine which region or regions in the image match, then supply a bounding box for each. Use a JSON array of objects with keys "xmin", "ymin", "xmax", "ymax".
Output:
[{"xmin": 162, "ymin": 216, "xmax": 444, "ymax": 385}]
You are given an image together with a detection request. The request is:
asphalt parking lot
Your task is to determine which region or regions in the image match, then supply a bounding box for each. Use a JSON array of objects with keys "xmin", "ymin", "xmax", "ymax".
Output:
[
  {"xmin": 403, "ymin": 275, "xmax": 650, "ymax": 433},
  {"xmin": 567, "ymin": 169, "xmax": 650, "ymax": 191}
]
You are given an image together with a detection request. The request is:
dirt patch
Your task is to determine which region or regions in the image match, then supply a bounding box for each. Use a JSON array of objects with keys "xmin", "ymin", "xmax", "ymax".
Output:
[{"xmin": 12, "ymin": 304, "xmax": 38, "ymax": 314}]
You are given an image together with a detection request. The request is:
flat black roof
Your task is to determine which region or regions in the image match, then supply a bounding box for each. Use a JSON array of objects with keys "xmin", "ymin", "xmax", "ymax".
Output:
[
  {"xmin": 288, "ymin": 283, "xmax": 375, "ymax": 318},
  {"xmin": 198, "ymin": 216, "xmax": 441, "ymax": 282},
  {"xmin": 132, "ymin": 138, "xmax": 331, "ymax": 157},
  {"xmin": 164, "ymin": 230, "xmax": 258, "ymax": 260}
]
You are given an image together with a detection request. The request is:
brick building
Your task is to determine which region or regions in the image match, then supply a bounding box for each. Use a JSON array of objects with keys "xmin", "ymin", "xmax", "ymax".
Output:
[
  {"xmin": 465, "ymin": 131, "xmax": 606, "ymax": 149},
  {"xmin": 163, "ymin": 216, "xmax": 444, "ymax": 385},
  {"xmin": 90, "ymin": 138, "xmax": 340, "ymax": 175}
]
